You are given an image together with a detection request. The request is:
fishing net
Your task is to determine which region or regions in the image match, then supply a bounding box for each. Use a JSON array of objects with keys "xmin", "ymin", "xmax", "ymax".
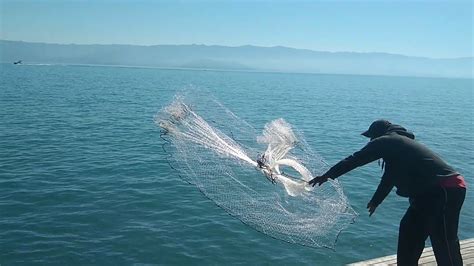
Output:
[{"xmin": 156, "ymin": 92, "xmax": 357, "ymax": 249}]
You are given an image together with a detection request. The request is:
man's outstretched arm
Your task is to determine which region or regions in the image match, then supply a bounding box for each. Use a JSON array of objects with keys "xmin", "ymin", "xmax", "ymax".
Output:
[{"xmin": 309, "ymin": 139, "xmax": 384, "ymax": 186}]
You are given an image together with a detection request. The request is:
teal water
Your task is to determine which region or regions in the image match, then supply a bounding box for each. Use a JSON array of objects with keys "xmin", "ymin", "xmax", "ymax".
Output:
[{"xmin": 0, "ymin": 64, "xmax": 472, "ymax": 265}]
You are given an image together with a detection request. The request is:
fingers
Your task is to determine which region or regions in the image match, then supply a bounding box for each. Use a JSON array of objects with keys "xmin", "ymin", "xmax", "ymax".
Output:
[
  {"xmin": 318, "ymin": 178, "xmax": 328, "ymax": 186},
  {"xmin": 308, "ymin": 178, "xmax": 320, "ymax": 187},
  {"xmin": 366, "ymin": 202, "xmax": 376, "ymax": 217},
  {"xmin": 308, "ymin": 176, "xmax": 328, "ymax": 187}
]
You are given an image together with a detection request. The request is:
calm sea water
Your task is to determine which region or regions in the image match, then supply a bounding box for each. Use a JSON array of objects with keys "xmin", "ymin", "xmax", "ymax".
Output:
[{"xmin": 1, "ymin": 64, "xmax": 472, "ymax": 265}]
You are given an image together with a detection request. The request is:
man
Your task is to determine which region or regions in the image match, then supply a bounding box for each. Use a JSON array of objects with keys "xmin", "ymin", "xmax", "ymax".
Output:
[{"xmin": 309, "ymin": 120, "xmax": 466, "ymax": 266}]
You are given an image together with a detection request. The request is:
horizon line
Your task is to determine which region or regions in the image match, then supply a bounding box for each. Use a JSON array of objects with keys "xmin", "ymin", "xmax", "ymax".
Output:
[
  {"xmin": 2, "ymin": 62, "xmax": 472, "ymax": 80},
  {"xmin": 1, "ymin": 39, "xmax": 472, "ymax": 60}
]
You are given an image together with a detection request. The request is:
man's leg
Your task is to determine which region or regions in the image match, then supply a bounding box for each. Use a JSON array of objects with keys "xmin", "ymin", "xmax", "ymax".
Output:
[
  {"xmin": 397, "ymin": 205, "xmax": 429, "ymax": 266},
  {"xmin": 430, "ymin": 188, "xmax": 466, "ymax": 266}
]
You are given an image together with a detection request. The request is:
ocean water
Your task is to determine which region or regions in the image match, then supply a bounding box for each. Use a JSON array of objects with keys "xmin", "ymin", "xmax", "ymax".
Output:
[{"xmin": 0, "ymin": 64, "xmax": 472, "ymax": 265}]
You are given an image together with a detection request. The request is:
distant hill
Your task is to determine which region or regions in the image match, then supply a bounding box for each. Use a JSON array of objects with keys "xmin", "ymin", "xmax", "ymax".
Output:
[{"xmin": 1, "ymin": 40, "xmax": 472, "ymax": 78}]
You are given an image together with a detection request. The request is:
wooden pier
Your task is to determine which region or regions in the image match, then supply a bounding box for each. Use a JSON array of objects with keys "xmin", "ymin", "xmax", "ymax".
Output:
[{"xmin": 348, "ymin": 238, "xmax": 474, "ymax": 265}]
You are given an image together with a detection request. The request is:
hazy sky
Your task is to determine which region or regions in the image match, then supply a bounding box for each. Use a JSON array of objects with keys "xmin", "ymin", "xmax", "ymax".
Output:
[{"xmin": 1, "ymin": 0, "xmax": 472, "ymax": 58}]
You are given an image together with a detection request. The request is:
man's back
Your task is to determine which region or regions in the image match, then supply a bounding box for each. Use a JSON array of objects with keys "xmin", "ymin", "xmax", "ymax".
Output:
[{"xmin": 374, "ymin": 133, "xmax": 458, "ymax": 197}]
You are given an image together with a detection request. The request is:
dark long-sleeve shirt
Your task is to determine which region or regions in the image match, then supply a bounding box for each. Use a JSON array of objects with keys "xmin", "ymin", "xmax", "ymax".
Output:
[{"xmin": 322, "ymin": 132, "xmax": 458, "ymax": 206}]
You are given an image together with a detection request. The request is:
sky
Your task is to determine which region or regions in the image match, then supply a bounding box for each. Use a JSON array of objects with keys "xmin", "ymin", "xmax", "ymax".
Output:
[{"xmin": 0, "ymin": 0, "xmax": 472, "ymax": 58}]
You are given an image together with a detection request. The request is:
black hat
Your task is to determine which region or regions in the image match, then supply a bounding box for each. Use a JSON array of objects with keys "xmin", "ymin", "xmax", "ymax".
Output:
[{"xmin": 361, "ymin": 120, "xmax": 392, "ymax": 138}]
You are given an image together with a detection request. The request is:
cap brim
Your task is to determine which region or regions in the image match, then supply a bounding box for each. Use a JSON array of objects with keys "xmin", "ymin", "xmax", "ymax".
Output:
[{"xmin": 361, "ymin": 131, "xmax": 371, "ymax": 138}]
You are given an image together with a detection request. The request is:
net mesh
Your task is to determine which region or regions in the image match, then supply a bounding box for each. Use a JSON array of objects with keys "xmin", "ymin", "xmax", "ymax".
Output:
[{"xmin": 156, "ymin": 92, "xmax": 357, "ymax": 249}]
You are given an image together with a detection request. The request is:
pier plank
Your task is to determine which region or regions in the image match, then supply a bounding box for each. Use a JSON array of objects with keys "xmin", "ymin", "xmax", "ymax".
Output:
[{"xmin": 348, "ymin": 238, "xmax": 474, "ymax": 265}]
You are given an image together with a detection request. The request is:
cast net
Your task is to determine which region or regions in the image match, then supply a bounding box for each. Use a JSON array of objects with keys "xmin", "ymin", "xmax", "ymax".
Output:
[{"xmin": 156, "ymin": 92, "xmax": 357, "ymax": 249}]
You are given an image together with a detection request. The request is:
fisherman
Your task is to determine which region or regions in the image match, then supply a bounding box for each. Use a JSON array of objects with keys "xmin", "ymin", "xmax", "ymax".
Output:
[{"xmin": 309, "ymin": 119, "xmax": 466, "ymax": 266}]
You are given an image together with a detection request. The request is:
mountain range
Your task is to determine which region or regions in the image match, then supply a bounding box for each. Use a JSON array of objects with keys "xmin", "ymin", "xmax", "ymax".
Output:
[{"xmin": 1, "ymin": 40, "xmax": 472, "ymax": 78}]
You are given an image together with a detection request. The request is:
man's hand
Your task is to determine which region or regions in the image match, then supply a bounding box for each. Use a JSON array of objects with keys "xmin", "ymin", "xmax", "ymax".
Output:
[
  {"xmin": 308, "ymin": 175, "xmax": 329, "ymax": 187},
  {"xmin": 367, "ymin": 201, "xmax": 377, "ymax": 217}
]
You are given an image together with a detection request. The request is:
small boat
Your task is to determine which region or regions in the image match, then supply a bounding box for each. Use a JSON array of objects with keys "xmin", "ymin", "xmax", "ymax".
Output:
[{"xmin": 13, "ymin": 60, "xmax": 22, "ymax": 65}]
